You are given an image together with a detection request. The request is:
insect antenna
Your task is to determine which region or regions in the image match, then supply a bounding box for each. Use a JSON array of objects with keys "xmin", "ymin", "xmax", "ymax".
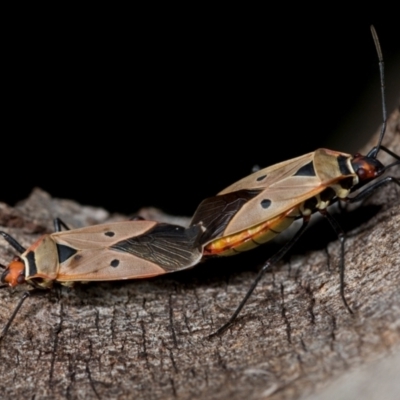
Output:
[
  {"xmin": 0, "ymin": 232, "xmax": 26, "ymax": 254},
  {"xmin": 367, "ymin": 25, "xmax": 387, "ymax": 159},
  {"xmin": 365, "ymin": 26, "xmax": 400, "ymax": 178},
  {"xmin": 0, "ymin": 232, "xmax": 32, "ymax": 340},
  {"xmin": 349, "ymin": 26, "xmax": 399, "ymax": 193}
]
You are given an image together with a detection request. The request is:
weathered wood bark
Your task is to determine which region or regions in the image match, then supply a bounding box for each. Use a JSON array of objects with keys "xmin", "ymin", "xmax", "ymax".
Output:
[{"xmin": 0, "ymin": 108, "xmax": 399, "ymax": 400}]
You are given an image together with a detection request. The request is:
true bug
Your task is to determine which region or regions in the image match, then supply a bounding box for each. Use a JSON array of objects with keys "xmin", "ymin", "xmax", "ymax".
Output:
[
  {"xmin": 0, "ymin": 218, "xmax": 203, "ymax": 338},
  {"xmin": 191, "ymin": 26, "xmax": 400, "ymax": 335}
]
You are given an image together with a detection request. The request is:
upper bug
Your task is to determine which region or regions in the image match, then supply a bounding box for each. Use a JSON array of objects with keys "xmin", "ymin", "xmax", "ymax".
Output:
[{"xmin": 190, "ymin": 26, "xmax": 400, "ymax": 335}]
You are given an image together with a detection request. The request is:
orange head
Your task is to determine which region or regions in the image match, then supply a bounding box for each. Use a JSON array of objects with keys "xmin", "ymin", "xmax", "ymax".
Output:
[
  {"xmin": 0, "ymin": 257, "xmax": 26, "ymax": 287},
  {"xmin": 351, "ymin": 154, "xmax": 385, "ymax": 182}
]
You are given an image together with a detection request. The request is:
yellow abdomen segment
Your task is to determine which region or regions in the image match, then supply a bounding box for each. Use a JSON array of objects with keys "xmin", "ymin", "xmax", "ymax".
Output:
[{"xmin": 204, "ymin": 207, "xmax": 299, "ymax": 256}]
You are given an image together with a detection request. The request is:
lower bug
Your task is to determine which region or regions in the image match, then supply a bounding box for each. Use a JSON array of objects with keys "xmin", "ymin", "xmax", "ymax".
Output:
[
  {"xmin": 0, "ymin": 218, "xmax": 203, "ymax": 339},
  {"xmin": 190, "ymin": 26, "xmax": 400, "ymax": 336}
]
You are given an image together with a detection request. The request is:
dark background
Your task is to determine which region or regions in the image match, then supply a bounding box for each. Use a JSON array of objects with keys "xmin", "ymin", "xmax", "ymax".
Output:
[{"xmin": 3, "ymin": 12, "xmax": 399, "ymax": 218}]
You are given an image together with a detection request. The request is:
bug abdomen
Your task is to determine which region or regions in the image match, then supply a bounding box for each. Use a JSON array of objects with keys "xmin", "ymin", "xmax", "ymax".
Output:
[
  {"xmin": 204, "ymin": 182, "xmax": 351, "ymax": 257},
  {"xmin": 204, "ymin": 207, "xmax": 300, "ymax": 256}
]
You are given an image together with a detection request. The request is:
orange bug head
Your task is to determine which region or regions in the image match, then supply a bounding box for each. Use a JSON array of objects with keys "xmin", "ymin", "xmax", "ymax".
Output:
[
  {"xmin": 351, "ymin": 154, "xmax": 385, "ymax": 182},
  {"xmin": 0, "ymin": 256, "xmax": 26, "ymax": 287}
]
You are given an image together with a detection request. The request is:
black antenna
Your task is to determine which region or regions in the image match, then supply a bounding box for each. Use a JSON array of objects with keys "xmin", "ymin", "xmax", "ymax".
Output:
[
  {"xmin": 370, "ymin": 25, "xmax": 387, "ymax": 158},
  {"xmin": 0, "ymin": 232, "xmax": 26, "ymax": 254}
]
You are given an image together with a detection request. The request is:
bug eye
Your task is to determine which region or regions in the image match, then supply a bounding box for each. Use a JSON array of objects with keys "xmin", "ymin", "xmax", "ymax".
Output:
[
  {"xmin": 357, "ymin": 168, "xmax": 367, "ymax": 179},
  {"xmin": 17, "ymin": 274, "xmax": 26, "ymax": 284}
]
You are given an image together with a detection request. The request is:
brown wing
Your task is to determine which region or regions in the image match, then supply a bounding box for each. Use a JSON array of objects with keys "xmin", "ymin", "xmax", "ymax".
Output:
[
  {"xmin": 54, "ymin": 221, "xmax": 203, "ymax": 282},
  {"xmin": 190, "ymin": 189, "xmax": 263, "ymax": 244}
]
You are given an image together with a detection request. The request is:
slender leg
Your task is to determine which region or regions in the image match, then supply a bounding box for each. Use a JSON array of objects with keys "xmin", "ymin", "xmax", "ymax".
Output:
[
  {"xmin": 54, "ymin": 218, "xmax": 71, "ymax": 232},
  {"xmin": 349, "ymin": 176, "xmax": 400, "ymax": 203},
  {"xmin": 319, "ymin": 209, "xmax": 353, "ymax": 314},
  {"xmin": 210, "ymin": 217, "xmax": 310, "ymax": 337},
  {"xmin": 368, "ymin": 145, "xmax": 400, "ymax": 162},
  {"xmin": 326, "ymin": 174, "xmax": 400, "ymax": 312},
  {"xmin": 0, "ymin": 289, "xmax": 44, "ymax": 341}
]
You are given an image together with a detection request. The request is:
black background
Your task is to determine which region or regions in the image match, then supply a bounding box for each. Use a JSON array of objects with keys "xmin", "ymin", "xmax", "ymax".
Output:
[{"xmin": 3, "ymin": 11, "xmax": 399, "ymax": 218}]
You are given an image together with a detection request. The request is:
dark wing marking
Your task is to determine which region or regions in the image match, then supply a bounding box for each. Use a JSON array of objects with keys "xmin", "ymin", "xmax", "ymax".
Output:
[
  {"xmin": 293, "ymin": 161, "xmax": 316, "ymax": 177},
  {"xmin": 57, "ymin": 244, "xmax": 78, "ymax": 263},
  {"xmin": 190, "ymin": 189, "xmax": 262, "ymax": 245},
  {"xmin": 111, "ymin": 223, "xmax": 203, "ymax": 272}
]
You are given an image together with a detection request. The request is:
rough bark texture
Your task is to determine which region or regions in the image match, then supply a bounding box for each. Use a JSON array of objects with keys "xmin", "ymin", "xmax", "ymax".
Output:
[{"xmin": 0, "ymin": 108, "xmax": 399, "ymax": 400}]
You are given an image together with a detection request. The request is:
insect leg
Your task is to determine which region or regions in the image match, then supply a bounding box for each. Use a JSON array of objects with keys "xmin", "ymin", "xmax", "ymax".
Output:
[
  {"xmin": 371, "ymin": 146, "xmax": 400, "ymax": 162},
  {"xmin": 348, "ymin": 176, "xmax": 400, "ymax": 203},
  {"xmin": 0, "ymin": 289, "xmax": 44, "ymax": 341},
  {"xmin": 318, "ymin": 172, "xmax": 399, "ymax": 315},
  {"xmin": 53, "ymin": 218, "xmax": 71, "ymax": 232},
  {"xmin": 210, "ymin": 217, "xmax": 310, "ymax": 338},
  {"xmin": 318, "ymin": 209, "xmax": 353, "ymax": 314}
]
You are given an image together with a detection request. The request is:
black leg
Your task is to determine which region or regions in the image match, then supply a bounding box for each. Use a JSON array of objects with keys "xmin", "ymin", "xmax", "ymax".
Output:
[
  {"xmin": 0, "ymin": 289, "xmax": 45, "ymax": 341},
  {"xmin": 348, "ymin": 176, "xmax": 400, "ymax": 203},
  {"xmin": 54, "ymin": 218, "xmax": 71, "ymax": 232},
  {"xmin": 319, "ymin": 209, "xmax": 353, "ymax": 314},
  {"xmin": 209, "ymin": 217, "xmax": 310, "ymax": 338},
  {"xmin": 374, "ymin": 145, "xmax": 400, "ymax": 162}
]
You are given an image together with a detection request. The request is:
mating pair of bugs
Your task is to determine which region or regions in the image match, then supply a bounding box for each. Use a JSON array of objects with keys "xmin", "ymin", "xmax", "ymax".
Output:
[{"xmin": 1, "ymin": 27, "xmax": 399, "ymax": 339}]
